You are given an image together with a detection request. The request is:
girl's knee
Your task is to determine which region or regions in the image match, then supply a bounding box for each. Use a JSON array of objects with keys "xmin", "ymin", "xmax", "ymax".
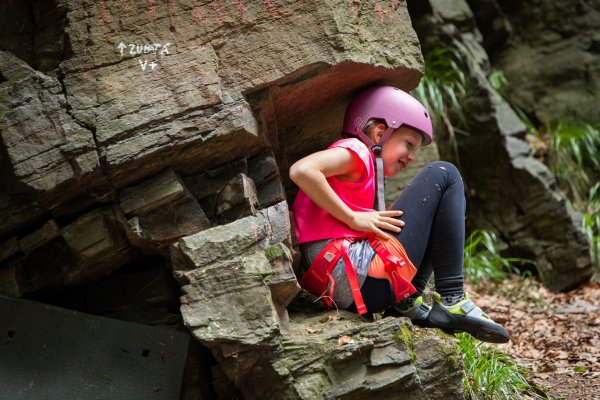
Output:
[
  {"xmin": 425, "ymin": 161, "xmax": 463, "ymax": 185},
  {"xmin": 426, "ymin": 160, "xmax": 457, "ymax": 173}
]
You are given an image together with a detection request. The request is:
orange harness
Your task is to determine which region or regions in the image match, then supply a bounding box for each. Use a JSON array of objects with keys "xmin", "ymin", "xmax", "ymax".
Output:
[{"xmin": 299, "ymin": 235, "xmax": 417, "ymax": 315}]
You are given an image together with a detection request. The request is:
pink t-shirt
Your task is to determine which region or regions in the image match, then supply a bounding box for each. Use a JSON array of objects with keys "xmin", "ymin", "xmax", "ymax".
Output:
[{"xmin": 291, "ymin": 138, "xmax": 375, "ymax": 243}]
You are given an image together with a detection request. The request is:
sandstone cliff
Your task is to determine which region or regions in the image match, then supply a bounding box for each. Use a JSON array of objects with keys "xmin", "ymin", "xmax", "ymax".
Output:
[{"xmin": 0, "ymin": 1, "xmax": 463, "ymax": 398}]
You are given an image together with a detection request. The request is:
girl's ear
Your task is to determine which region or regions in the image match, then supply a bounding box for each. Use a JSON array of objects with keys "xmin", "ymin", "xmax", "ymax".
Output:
[{"xmin": 370, "ymin": 123, "xmax": 386, "ymax": 144}]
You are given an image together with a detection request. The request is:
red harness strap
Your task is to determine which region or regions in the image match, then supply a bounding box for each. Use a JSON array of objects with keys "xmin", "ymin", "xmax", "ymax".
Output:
[
  {"xmin": 299, "ymin": 238, "xmax": 367, "ymax": 315},
  {"xmin": 341, "ymin": 247, "xmax": 367, "ymax": 315},
  {"xmin": 299, "ymin": 236, "xmax": 416, "ymax": 316},
  {"xmin": 369, "ymin": 237, "xmax": 416, "ymax": 301}
]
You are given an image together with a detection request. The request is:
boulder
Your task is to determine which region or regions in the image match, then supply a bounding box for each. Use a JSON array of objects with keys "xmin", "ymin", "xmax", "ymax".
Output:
[
  {"xmin": 408, "ymin": 0, "xmax": 594, "ymax": 290},
  {"xmin": 472, "ymin": 0, "xmax": 600, "ymax": 123},
  {"xmin": 0, "ymin": 1, "xmax": 469, "ymax": 397},
  {"xmin": 0, "ymin": 50, "xmax": 101, "ymax": 211},
  {"xmin": 120, "ymin": 169, "xmax": 211, "ymax": 244},
  {"xmin": 171, "ymin": 202, "xmax": 463, "ymax": 399}
]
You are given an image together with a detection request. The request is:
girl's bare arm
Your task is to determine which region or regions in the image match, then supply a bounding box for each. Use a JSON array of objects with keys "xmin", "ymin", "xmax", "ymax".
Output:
[{"xmin": 289, "ymin": 147, "xmax": 403, "ymax": 238}]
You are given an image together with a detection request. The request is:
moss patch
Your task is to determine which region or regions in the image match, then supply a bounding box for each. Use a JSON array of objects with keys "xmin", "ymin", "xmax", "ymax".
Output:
[
  {"xmin": 392, "ymin": 323, "xmax": 416, "ymax": 363},
  {"xmin": 440, "ymin": 340, "xmax": 461, "ymax": 369}
]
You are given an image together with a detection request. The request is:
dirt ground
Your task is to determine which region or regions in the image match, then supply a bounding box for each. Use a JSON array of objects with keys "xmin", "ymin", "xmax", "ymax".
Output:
[{"xmin": 468, "ymin": 276, "xmax": 600, "ymax": 400}]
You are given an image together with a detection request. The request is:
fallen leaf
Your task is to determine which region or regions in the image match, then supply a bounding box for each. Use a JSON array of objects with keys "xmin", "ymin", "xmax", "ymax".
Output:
[
  {"xmin": 338, "ymin": 335, "xmax": 354, "ymax": 346},
  {"xmin": 465, "ymin": 279, "xmax": 600, "ymax": 399},
  {"xmin": 319, "ymin": 314, "xmax": 340, "ymax": 323}
]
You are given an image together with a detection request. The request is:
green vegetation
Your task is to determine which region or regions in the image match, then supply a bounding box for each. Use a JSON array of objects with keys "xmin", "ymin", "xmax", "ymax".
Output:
[
  {"xmin": 488, "ymin": 69, "xmax": 538, "ymax": 138},
  {"xmin": 458, "ymin": 333, "xmax": 544, "ymax": 400},
  {"xmin": 412, "ymin": 47, "xmax": 468, "ymax": 161},
  {"xmin": 392, "ymin": 323, "xmax": 416, "ymax": 362},
  {"xmin": 545, "ymin": 121, "xmax": 600, "ymax": 204},
  {"xmin": 440, "ymin": 340, "xmax": 461, "ymax": 370},
  {"xmin": 464, "ymin": 228, "xmax": 544, "ymax": 304},
  {"xmin": 542, "ymin": 121, "xmax": 600, "ymax": 269},
  {"xmin": 489, "ymin": 69, "xmax": 600, "ymax": 270},
  {"xmin": 464, "ymin": 229, "xmax": 534, "ymax": 289},
  {"xmin": 415, "ymin": 55, "xmax": 554, "ymax": 399},
  {"xmin": 583, "ymin": 183, "xmax": 600, "ymax": 268},
  {"xmin": 489, "ymin": 69, "xmax": 600, "ymax": 201},
  {"xmin": 461, "ymin": 230, "xmax": 545, "ymax": 398}
]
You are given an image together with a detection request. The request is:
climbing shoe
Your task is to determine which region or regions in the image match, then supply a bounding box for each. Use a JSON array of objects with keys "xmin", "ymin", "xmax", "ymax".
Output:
[
  {"xmin": 427, "ymin": 292, "xmax": 510, "ymax": 343},
  {"xmin": 384, "ymin": 295, "xmax": 434, "ymax": 328}
]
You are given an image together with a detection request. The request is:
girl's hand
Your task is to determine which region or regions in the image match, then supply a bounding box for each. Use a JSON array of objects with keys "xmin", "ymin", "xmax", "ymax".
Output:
[{"xmin": 348, "ymin": 210, "xmax": 404, "ymax": 238}]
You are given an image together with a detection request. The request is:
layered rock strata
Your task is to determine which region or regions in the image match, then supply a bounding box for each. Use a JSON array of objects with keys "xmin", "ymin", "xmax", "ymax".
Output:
[
  {"xmin": 407, "ymin": 0, "xmax": 594, "ymax": 290},
  {"xmin": 0, "ymin": 1, "xmax": 464, "ymax": 398}
]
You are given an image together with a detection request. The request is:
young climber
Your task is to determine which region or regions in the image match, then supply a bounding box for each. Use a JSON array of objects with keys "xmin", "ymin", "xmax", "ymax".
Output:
[{"xmin": 289, "ymin": 85, "xmax": 509, "ymax": 343}]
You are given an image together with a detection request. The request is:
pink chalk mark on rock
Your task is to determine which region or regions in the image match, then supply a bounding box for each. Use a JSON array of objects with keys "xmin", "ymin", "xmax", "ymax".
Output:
[
  {"xmin": 263, "ymin": 0, "xmax": 285, "ymax": 18},
  {"xmin": 211, "ymin": 1, "xmax": 226, "ymax": 25},
  {"xmin": 384, "ymin": 1, "xmax": 402, "ymax": 23},
  {"xmin": 146, "ymin": 0, "xmax": 156, "ymax": 19},
  {"xmin": 349, "ymin": 0, "xmax": 360, "ymax": 18},
  {"xmin": 193, "ymin": 0, "xmax": 204, "ymax": 23},
  {"xmin": 237, "ymin": 0, "xmax": 246, "ymax": 21},
  {"xmin": 99, "ymin": 0, "xmax": 112, "ymax": 27},
  {"xmin": 374, "ymin": 2, "xmax": 384, "ymax": 21}
]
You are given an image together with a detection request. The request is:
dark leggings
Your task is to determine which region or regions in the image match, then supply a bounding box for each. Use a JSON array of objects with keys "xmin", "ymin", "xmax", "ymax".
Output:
[{"xmin": 348, "ymin": 161, "xmax": 466, "ymax": 313}]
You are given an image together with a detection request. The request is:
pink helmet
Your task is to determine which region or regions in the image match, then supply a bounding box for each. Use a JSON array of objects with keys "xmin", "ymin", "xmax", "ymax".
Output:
[{"xmin": 343, "ymin": 86, "xmax": 433, "ymax": 146}]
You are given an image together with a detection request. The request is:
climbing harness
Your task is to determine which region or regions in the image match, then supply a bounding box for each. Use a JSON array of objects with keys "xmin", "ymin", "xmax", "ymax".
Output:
[{"xmin": 299, "ymin": 234, "xmax": 417, "ymax": 315}]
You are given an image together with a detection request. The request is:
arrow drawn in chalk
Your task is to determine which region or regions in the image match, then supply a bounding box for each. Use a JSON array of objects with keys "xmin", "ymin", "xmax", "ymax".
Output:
[{"xmin": 117, "ymin": 42, "xmax": 127, "ymax": 57}]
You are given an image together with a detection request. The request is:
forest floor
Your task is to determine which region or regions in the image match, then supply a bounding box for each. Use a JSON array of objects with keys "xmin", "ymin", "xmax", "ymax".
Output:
[{"xmin": 469, "ymin": 276, "xmax": 600, "ymax": 400}]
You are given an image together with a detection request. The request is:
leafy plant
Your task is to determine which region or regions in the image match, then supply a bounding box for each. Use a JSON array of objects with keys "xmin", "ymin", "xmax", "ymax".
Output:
[
  {"xmin": 546, "ymin": 121, "xmax": 600, "ymax": 204},
  {"xmin": 459, "ymin": 333, "xmax": 545, "ymax": 399},
  {"xmin": 489, "ymin": 69, "xmax": 600, "ymax": 270},
  {"xmin": 464, "ymin": 229, "xmax": 534, "ymax": 289},
  {"xmin": 488, "ymin": 69, "xmax": 600, "ymax": 205},
  {"xmin": 489, "ymin": 69, "xmax": 538, "ymax": 137},
  {"xmin": 487, "ymin": 69, "xmax": 507, "ymax": 95},
  {"xmin": 412, "ymin": 47, "xmax": 468, "ymax": 161},
  {"xmin": 582, "ymin": 182, "xmax": 600, "ymax": 268}
]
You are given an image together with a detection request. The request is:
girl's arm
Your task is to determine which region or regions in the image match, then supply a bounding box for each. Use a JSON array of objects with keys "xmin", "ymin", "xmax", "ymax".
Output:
[{"xmin": 289, "ymin": 147, "xmax": 404, "ymax": 238}]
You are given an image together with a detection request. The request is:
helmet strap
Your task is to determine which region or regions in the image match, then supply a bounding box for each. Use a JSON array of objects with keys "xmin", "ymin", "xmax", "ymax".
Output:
[
  {"xmin": 355, "ymin": 126, "xmax": 395, "ymax": 212},
  {"xmin": 374, "ymin": 127, "xmax": 395, "ymax": 211},
  {"xmin": 375, "ymin": 156, "xmax": 385, "ymax": 212}
]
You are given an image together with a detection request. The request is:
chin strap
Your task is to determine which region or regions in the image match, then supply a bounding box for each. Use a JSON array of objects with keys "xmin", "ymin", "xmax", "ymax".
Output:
[
  {"xmin": 375, "ymin": 150, "xmax": 385, "ymax": 211},
  {"xmin": 353, "ymin": 127, "xmax": 394, "ymax": 212}
]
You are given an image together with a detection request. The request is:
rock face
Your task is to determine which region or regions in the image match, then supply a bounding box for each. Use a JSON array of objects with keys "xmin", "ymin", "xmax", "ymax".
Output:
[
  {"xmin": 471, "ymin": 0, "xmax": 600, "ymax": 123},
  {"xmin": 0, "ymin": 0, "xmax": 465, "ymax": 398},
  {"xmin": 407, "ymin": 0, "xmax": 594, "ymax": 290},
  {"xmin": 0, "ymin": 0, "xmax": 424, "ymax": 288}
]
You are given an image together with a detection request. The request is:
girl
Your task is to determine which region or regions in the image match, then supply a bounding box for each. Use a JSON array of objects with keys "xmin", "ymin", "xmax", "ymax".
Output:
[{"xmin": 289, "ymin": 86, "xmax": 509, "ymax": 343}]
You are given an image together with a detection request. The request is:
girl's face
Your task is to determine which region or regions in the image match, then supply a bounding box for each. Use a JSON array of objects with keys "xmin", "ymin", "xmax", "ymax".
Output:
[{"xmin": 370, "ymin": 125, "xmax": 423, "ymax": 176}]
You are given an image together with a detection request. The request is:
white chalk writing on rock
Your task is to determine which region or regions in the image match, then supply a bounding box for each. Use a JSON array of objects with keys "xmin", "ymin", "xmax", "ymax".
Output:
[
  {"xmin": 139, "ymin": 60, "xmax": 158, "ymax": 71},
  {"xmin": 116, "ymin": 42, "xmax": 171, "ymax": 71}
]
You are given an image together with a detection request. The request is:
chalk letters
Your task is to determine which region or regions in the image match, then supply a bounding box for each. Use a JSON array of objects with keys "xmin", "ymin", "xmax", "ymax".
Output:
[{"xmin": 116, "ymin": 41, "xmax": 172, "ymax": 71}]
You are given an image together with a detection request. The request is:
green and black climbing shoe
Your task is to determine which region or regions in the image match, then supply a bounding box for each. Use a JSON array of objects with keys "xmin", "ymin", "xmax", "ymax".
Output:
[
  {"xmin": 384, "ymin": 295, "xmax": 434, "ymax": 328},
  {"xmin": 427, "ymin": 292, "xmax": 510, "ymax": 343}
]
